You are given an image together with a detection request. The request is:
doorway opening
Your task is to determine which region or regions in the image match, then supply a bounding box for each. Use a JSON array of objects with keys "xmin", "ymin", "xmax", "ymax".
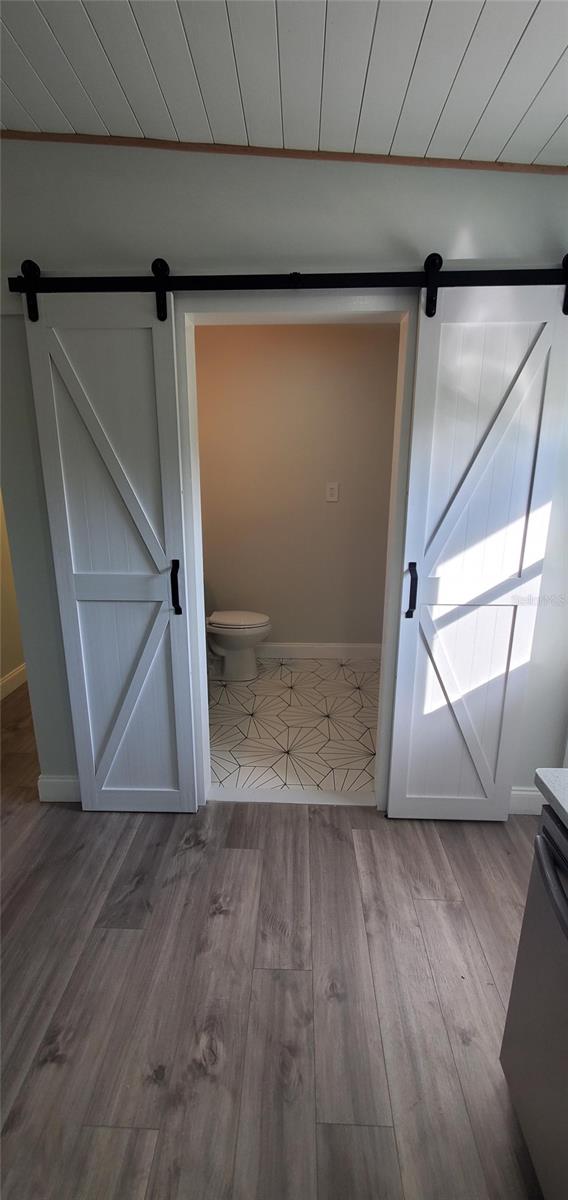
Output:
[{"xmin": 178, "ymin": 295, "xmax": 415, "ymax": 808}]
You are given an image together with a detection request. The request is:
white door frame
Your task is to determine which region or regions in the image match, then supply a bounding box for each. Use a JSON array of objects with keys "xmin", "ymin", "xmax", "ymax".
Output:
[{"xmin": 173, "ymin": 289, "xmax": 418, "ymax": 808}]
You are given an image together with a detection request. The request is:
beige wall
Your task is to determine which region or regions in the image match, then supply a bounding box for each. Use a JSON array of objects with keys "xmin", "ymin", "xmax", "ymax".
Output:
[
  {"xmin": 1, "ymin": 491, "xmax": 24, "ymax": 687},
  {"xmin": 196, "ymin": 324, "xmax": 399, "ymax": 644}
]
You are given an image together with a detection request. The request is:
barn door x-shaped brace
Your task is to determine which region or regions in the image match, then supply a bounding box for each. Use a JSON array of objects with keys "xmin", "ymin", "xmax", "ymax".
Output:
[{"xmin": 9, "ymin": 252, "xmax": 568, "ymax": 322}]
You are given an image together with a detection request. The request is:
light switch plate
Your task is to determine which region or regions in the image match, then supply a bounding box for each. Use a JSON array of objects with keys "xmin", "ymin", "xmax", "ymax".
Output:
[{"xmin": 326, "ymin": 482, "xmax": 339, "ymax": 502}]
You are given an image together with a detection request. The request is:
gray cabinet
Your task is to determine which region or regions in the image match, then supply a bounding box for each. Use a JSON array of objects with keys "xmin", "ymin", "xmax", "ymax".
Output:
[{"xmin": 501, "ymin": 806, "xmax": 568, "ymax": 1200}]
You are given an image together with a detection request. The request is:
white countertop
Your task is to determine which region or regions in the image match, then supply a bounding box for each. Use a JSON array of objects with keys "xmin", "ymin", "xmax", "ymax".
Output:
[{"xmin": 535, "ymin": 768, "xmax": 568, "ymax": 830}]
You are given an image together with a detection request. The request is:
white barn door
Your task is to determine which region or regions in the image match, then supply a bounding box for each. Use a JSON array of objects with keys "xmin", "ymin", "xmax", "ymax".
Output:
[
  {"xmin": 389, "ymin": 287, "xmax": 566, "ymax": 820},
  {"xmin": 25, "ymin": 295, "xmax": 196, "ymax": 811}
]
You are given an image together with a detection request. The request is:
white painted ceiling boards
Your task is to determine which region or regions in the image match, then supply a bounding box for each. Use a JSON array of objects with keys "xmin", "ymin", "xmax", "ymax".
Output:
[{"xmin": 1, "ymin": 1, "xmax": 567, "ymax": 166}]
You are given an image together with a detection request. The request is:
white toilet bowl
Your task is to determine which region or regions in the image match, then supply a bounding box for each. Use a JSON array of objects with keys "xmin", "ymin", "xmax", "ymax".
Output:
[{"xmin": 207, "ymin": 611, "xmax": 271, "ymax": 682}]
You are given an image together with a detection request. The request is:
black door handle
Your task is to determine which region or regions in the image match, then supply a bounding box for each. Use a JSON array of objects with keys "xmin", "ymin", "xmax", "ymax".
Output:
[
  {"xmin": 170, "ymin": 559, "xmax": 182, "ymax": 615},
  {"xmin": 405, "ymin": 562, "xmax": 418, "ymax": 618}
]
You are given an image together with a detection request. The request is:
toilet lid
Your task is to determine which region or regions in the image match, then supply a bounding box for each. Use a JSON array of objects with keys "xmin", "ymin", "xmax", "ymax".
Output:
[{"xmin": 208, "ymin": 610, "xmax": 270, "ymax": 630}]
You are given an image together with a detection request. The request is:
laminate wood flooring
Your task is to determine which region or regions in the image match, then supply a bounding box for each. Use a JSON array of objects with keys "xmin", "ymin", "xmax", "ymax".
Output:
[{"xmin": 1, "ymin": 685, "xmax": 542, "ymax": 1198}]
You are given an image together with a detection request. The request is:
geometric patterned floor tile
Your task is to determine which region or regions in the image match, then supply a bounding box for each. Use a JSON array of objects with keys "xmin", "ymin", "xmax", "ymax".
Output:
[
  {"xmin": 319, "ymin": 765, "xmax": 375, "ymax": 792},
  {"xmin": 288, "ymin": 685, "xmax": 327, "ymax": 710},
  {"xmin": 209, "ymin": 657, "xmax": 380, "ymax": 794},
  {"xmin": 279, "ymin": 658, "xmax": 322, "ymax": 674},
  {"xmin": 232, "ymin": 736, "xmax": 283, "ymax": 769},
  {"xmin": 235, "ymin": 694, "xmax": 289, "ymax": 740},
  {"xmin": 348, "ymin": 677, "xmax": 380, "ymax": 705},
  {"xmin": 354, "ymin": 703, "xmax": 379, "ymax": 728},
  {"xmin": 210, "ymin": 726, "xmax": 245, "ymax": 783},
  {"xmin": 316, "ymin": 713, "xmax": 369, "ymax": 742},
  {"xmin": 247, "ymin": 675, "xmax": 291, "ymax": 697},
  {"xmin": 319, "ymin": 737, "xmax": 375, "ymax": 772},
  {"xmin": 222, "ymin": 763, "xmax": 285, "ymax": 790},
  {"xmin": 313, "ymin": 676, "xmax": 356, "ymax": 699},
  {"xmin": 279, "ymin": 703, "xmax": 326, "ymax": 729}
]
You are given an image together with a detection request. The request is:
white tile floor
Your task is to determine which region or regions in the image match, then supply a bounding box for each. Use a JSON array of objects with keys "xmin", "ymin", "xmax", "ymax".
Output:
[{"xmin": 208, "ymin": 657, "xmax": 380, "ymax": 792}]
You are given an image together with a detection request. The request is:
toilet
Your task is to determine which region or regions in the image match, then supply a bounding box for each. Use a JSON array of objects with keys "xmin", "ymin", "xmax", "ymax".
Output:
[{"xmin": 206, "ymin": 610, "xmax": 271, "ymax": 682}]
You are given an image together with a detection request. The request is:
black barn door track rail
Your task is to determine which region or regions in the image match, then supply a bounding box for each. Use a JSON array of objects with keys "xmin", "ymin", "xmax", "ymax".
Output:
[{"xmin": 10, "ymin": 252, "xmax": 568, "ymax": 323}]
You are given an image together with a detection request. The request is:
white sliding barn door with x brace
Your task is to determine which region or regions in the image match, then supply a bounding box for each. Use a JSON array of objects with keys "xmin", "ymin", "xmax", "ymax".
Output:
[
  {"xmin": 25, "ymin": 295, "xmax": 196, "ymax": 811},
  {"xmin": 389, "ymin": 286, "xmax": 566, "ymax": 820}
]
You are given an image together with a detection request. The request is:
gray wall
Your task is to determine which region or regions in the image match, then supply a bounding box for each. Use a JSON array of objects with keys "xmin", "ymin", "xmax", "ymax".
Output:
[
  {"xmin": 1, "ymin": 490, "xmax": 24, "ymax": 682},
  {"xmin": 2, "ymin": 139, "xmax": 567, "ymax": 787},
  {"xmin": 3, "ymin": 140, "xmax": 568, "ymax": 311},
  {"xmin": 1, "ymin": 316, "xmax": 77, "ymax": 775},
  {"xmin": 515, "ymin": 398, "xmax": 568, "ymax": 788}
]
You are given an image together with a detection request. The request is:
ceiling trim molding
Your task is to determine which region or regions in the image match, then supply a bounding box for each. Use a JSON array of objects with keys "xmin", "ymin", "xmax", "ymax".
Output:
[{"xmin": 1, "ymin": 129, "xmax": 566, "ymax": 175}]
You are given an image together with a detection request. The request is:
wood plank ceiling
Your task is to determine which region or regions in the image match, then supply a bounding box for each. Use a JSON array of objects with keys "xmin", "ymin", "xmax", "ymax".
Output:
[{"xmin": 1, "ymin": 0, "xmax": 567, "ymax": 167}]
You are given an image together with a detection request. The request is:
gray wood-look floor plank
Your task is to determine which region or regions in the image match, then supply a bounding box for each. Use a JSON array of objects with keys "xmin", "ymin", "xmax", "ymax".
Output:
[
  {"xmin": 1, "ymin": 804, "xmax": 86, "ymax": 928},
  {"xmin": 0, "ymin": 751, "xmax": 40, "ymax": 790},
  {"xmin": 2, "ymin": 812, "xmax": 139, "ymax": 1118},
  {"xmin": 437, "ymin": 822, "xmax": 527, "ymax": 1007},
  {"xmin": 316, "ymin": 1124, "xmax": 404, "ymax": 1200},
  {"xmin": 1, "ymin": 786, "xmax": 46, "ymax": 859},
  {"xmin": 0, "ymin": 683, "xmax": 33, "ymax": 729},
  {"xmin": 147, "ymin": 848, "xmax": 262, "ymax": 1200},
  {"xmin": 1, "ymin": 926, "xmax": 141, "ymax": 1200},
  {"xmin": 232, "ymin": 968, "xmax": 316, "ymax": 1200},
  {"xmin": 354, "ymin": 827, "xmax": 491, "ymax": 1200},
  {"xmin": 1, "ymin": 691, "xmax": 542, "ymax": 1199},
  {"xmin": 227, "ymin": 802, "xmax": 311, "ymax": 969},
  {"xmin": 62, "ymin": 1127, "xmax": 158, "ymax": 1200},
  {"xmin": 385, "ymin": 818, "xmax": 462, "ymax": 900},
  {"xmin": 1, "ymin": 718, "xmax": 38, "ymax": 758},
  {"xmin": 309, "ymin": 805, "xmax": 392, "ymax": 1126},
  {"xmin": 86, "ymin": 803, "xmax": 234, "ymax": 1130},
  {"xmin": 1, "ymin": 694, "xmax": 38, "ymax": 758},
  {"xmin": 350, "ymin": 811, "xmax": 461, "ymax": 899},
  {"xmin": 416, "ymin": 898, "xmax": 542, "ymax": 1200},
  {"xmin": 96, "ymin": 812, "xmax": 173, "ymax": 929},
  {"xmin": 1, "ymin": 692, "xmax": 39, "ymax": 778},
  {"xmin": 347, "ymin": 805, "xmax": 387, "ymax": 828},
  {"xmin": 506, "ymin": 815, "xmax": 539, "ymax": 893},
  {"xmin": 439, "ymin": 819, "xmax": 533, "ymax": 907}
]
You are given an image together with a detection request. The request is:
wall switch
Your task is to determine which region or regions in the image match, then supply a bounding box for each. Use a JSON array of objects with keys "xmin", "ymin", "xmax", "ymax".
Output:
[{"xmin": 326, "ymin": 482, "xmax": 339, "ymax": 502}]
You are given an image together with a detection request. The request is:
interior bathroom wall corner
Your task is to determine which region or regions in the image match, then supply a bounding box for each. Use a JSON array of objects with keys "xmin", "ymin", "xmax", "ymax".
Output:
[{"xmin": 195, "ymin": 323, "xmax": 400, "ymax": 647}]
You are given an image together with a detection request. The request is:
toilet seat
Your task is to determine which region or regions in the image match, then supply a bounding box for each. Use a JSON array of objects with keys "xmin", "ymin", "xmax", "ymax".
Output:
[{"xmin": 207, "ymin": 610, "xmax": 270, "ymax": 631}]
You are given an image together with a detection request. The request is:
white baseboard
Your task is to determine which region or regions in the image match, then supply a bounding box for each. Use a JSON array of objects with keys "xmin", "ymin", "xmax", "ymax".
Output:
[
  {"xmin": 36, "ymin": 775, "xmax": 539, "ymax": 814},
  {"xmin": 208, "ymin": 785, "xmax": 378, "ymax": 806},
  {"xmin": 509, "ymin": 786, "xmax": 543, "ymax": 815},
  {"xmin": 259, "ymin": 642, "xmax": 380, "ymax": 661},
  {"xmin": 38, "ymin": 774, "xmax": 81, "ymax": 804},
  {"xmin": 0, "ymin": 662, "xmax": 27, "ymax": 700},
  {"xmin": 39, "ymin": 776, "xmax": 378, "ymax": 809}
]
